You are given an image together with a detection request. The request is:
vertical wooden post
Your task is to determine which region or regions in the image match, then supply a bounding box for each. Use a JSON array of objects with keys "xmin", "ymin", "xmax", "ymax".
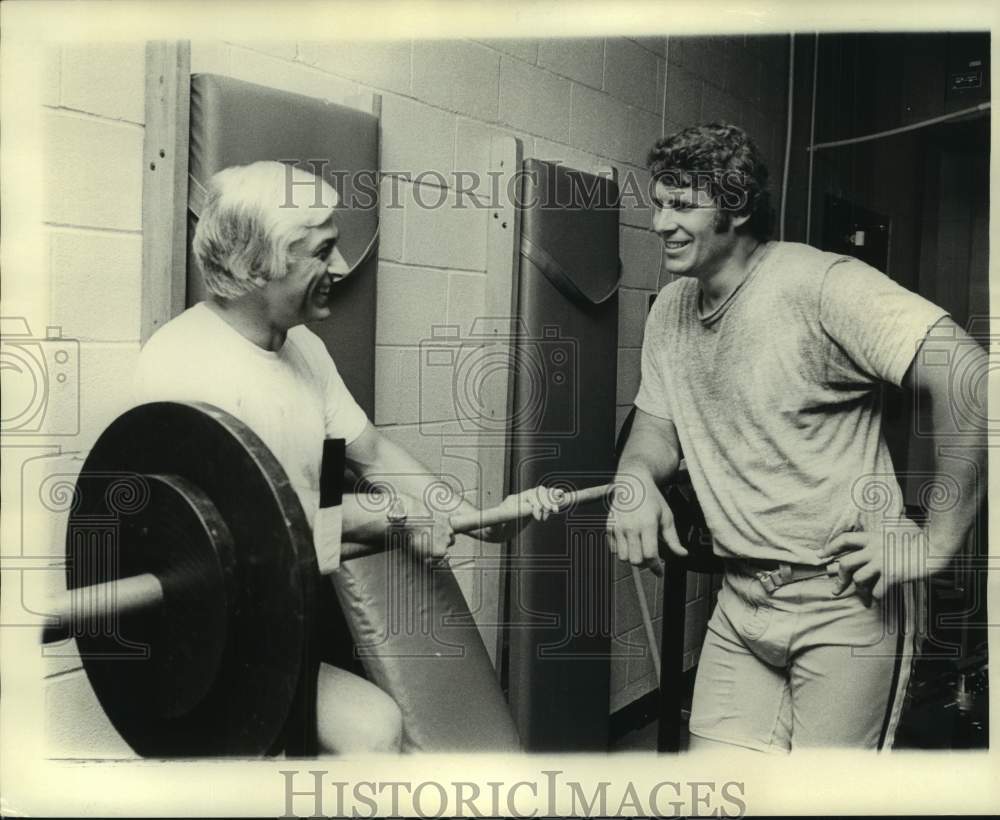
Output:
[
  {"xmin": 475, "ymin": 135, "xmax": 523, "ymax": 668},
  {"xmin": 141, "ymin": 41, "xmax": 190, "ymax": 343}
]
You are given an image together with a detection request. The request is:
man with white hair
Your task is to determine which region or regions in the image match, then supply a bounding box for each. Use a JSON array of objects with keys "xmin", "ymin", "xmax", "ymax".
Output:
[{"xmin": 134, "ymin": 161, "xmax": 558, "ymax": 753}]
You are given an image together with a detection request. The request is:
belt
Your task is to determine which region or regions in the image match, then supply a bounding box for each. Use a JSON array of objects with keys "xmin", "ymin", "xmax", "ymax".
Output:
[{"xmin": 733, "ymin": 558, "xmax": 840, "ymax": 595}]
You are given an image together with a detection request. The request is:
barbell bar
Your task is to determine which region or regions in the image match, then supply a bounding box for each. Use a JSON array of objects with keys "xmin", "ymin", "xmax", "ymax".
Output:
[{"xmin": 43, "ymin": 484, "xmax": 616, "ymax": 639}]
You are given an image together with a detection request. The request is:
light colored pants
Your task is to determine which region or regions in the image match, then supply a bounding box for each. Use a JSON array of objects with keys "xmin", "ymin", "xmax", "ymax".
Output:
[{"xmin": 689, "ymin": 564, "xmax": 920, "ymax": 752}]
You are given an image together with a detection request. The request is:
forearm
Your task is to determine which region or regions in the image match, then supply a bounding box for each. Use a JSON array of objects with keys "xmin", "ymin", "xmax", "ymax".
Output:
[
  {"xmin": 340, "ymin": 493, "xmax": 393, "ymax": 543},
  {"xmin": 351, "ymin": 432, "xmax": 452, "ymax": 506},
  {"xmin": 922, "ymin": 398, "xmax": 987, "ymax": 565}
]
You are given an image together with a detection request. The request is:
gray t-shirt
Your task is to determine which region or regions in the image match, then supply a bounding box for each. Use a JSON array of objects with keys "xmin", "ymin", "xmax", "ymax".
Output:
[{"xmin": 634, "ymin": 241, "xmax": 948, "ymax": 564}]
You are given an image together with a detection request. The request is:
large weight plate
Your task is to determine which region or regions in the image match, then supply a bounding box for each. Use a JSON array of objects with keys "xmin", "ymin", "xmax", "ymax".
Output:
[{"xmin": 68, "ymin": 401, "xmax": 319, "ymax": 757}]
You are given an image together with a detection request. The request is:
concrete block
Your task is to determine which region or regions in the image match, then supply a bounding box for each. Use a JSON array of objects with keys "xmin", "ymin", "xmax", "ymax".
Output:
[
  {"xmin": 630, "ymin": 37, "xmax": 667, "ymax": 57},
  {"xmin": 410, "ymin": 344, "xmax": 458, "ymax": 426},
  {"xmin": 46, "ymin": 669, "xmax": 134, "ymax": 757},
  {"xmin": 531, "ymin": 137, "xmax": 602, "ymax": 176},
  {"xmin": 604, "ymin": 38, "xmax": 660, "ymax": 112},
  {"xmin": 568, "ymin": 84, "xmax": 629, "ymax": 161},
  {"xmin": 762, "ymin": 66, "xmax": 790, "ymax": 118},
  {"xmin": 618, "ymin": 287, "xmax": 649, "ymax": 348},
  {"xmin": 610, "ymin": 651, "xmax": 629, "ymax": 694},
  {"xmin": 412, "ymin": 40, "xmax": 500, "ymax": 121},
  {"xmin": 375, "ymin": 262, "xmax": 449, "ymax": 346},
  {"xmin": 740, "ymin": 106, "xmax": 771, "ymax": 155},
  {"xmin": 753, "ymin": 34, "xmax": 789, "ymax": 71},
  {"xmin": 49, "ymin": 229, "xmax": 142, "ymax": 342},
  {"xmin": 228, "ymin": 45, "xmax": 359, "ymax": 105},
  {"xmin": 44, "ymin": 112, "xmax": 143, "ymax": 231},
  {"xmin": 377, "ymin": 422, "xmax": 443, "ymax": 475},
  {"xmin": 617, "ymin": 163, "xmax": 654, "ymax": 231},
  {"xmin": 614, "ymin": 575, "xmax": 642, "ymax": 635},
  {"xmin": 664, "ymin": 64, "xmax": 703, "ymax": 127},
  {"xmin": 298, "ymin": 40, "xmax": 411, "ymax": 96},
  {"xmin": 617, "ymin": 347, "xmax": 641, "ymax": 405},
  {"xmin": 374, "ymin": 346, "xmax": 402, "ymax": 425},
  {"xmin": 626, "ymin": 106, "xmax": 662, "ymax": 168},
  {"xmin": 380, "ymin": 94, "xmax": 455, "ymax": 180},
  {"xmin": 43, "ymin": 47, "xmax": 60, "ymax": 106},
  {"xmin": 402, "ymin": 184, "xmax": 488, "ymax": 272},
  {"xmin": 190, "ymin": 40, "xmax": 231, "ymax": 74},
  {"xmin": 72, "ymin": 342, "xmax": 142, "ymax": 453},
  {"xmin": 537, "ymin": 38, "xmax": 605, "ymax": 89},
  {"xmin": 668, "ymin": 35, "xmax": 728, "ymax": 86},
  {"xmin": 726, "ymin": 52, "xmax": 762, "ymax": 109},
  {"xmin": 686, "ymin": 570, "xmax": 699, "ymax": 602},
  {"xmin": 455, "ymin": 120, "xmax": 532, "ymax": 204},
  {"xmin": 378, "ymin": 176, "xmax": 404, "ymax": 262},
  {"xmin": 445, "ymin": 271, "xmax": 486, "ymax": 337},
  {"xmin": 700, "ymin": 83, "xmax": 743, "ymax": 125},
  {"xmin": 620, "ymin": 225, "xmax": 662, "ymax": 290},
  {"xmin": 476, "ymin": 38, "xmax": 539, "ymax": 64},
  {"xmin": 499, "ymin": 57, "xmax": 571, "ymax": 143},
  {"xmin": 683, "ymin": 596, "xmax": 710, "ymax": 655},
  {"xmin": 60, "ymin": 44, "xmax": 145, "ymax": 123},
  {"xmin": 376, "ymin": 344, "xmax": 451, "ymax": 428},
  {"xmin": 625, "ymin": 625, "xmax": 655, "ymax": 683}
]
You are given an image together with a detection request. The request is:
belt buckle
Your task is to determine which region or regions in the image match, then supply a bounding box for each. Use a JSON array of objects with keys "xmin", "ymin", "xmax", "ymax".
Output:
[{"xmin": 755, "ymin": 570, "xmax": 780, "ymax": 594}]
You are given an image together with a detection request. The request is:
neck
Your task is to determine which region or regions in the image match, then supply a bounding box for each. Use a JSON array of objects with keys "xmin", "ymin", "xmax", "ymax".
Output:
[
  {"xmin": 699, "ymin": 235, "xmax": 763, "ymax": 312},
  {"xmin": 206, "ymin": 295, "xmax": 287, "ymax": 352}
]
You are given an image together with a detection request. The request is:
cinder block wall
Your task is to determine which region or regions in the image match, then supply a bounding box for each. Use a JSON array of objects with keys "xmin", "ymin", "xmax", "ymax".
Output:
[{"xmin": 35, "ymin": 35, "xmax": 789, "ymax": 751}]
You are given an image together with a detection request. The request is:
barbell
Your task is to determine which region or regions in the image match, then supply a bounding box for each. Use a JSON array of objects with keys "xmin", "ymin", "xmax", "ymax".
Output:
[{"xmin": 40, "ymin": 401, "xmax": 615, "ymax": 758}]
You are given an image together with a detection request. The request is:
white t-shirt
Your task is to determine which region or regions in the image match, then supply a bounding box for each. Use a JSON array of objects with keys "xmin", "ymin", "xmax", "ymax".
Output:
[
  {"xmin": 635, "ymin": 241, "xmax": 948, "ymax": 565},
  {"xmin": 133, "ymin": 303, "xmax": 369, "ymax": 552}
]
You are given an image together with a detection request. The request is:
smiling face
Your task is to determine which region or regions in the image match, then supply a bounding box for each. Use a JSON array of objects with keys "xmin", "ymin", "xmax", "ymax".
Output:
[
  {"xmin": 262, "ymin": 195, "xmax": 350, "ymax": 329},
  {"xmin": 651, "ymin": 180, "xmax": 747, "ymax": 279}
]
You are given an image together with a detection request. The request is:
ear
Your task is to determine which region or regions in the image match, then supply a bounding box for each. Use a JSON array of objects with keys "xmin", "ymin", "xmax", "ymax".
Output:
[{"xmin": 732, "ymin": 211, "xmax": 751, "ymax": 230}]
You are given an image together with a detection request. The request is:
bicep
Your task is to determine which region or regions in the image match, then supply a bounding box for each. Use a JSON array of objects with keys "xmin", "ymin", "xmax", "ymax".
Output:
[
  {"xmin": 621, "ymin": 408, "xmax": 681, "ymax": 478},
  {"xmin": 903, "ymin": 315, "xmax": 985, "ymax": 432},
  {"xmin": 344, "ymin": 422, "xmax": 382, "ymax": 476}
]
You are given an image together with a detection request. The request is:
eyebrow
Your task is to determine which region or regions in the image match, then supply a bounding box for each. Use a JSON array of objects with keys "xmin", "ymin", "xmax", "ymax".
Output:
[{"xmin": 308, "ymin": 215, "xmax": 339, "ymax": 251}]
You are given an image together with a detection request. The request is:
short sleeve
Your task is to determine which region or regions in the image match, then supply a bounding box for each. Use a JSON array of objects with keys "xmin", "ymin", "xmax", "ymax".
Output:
[
  {"xmin": 819, "ymin": 259, "xmax": 949, "ymax": 387},
  {"xmin": 289, "ymin": 327, "xmax": 370, "ymax": 443},
  {"xmin": 633, "ymin": 297, "xmax": 673, "ymax": 420},
  {"xmin": 322, "ymin": 360, "xmax": 369, "ymax": 444}
]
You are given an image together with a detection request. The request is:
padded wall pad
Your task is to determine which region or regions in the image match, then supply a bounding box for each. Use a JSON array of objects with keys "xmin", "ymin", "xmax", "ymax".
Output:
[
  {"xmin": 505, "ymin": 159, "xmax": 620, "ymax": 751},
  {"xmin": 188, "ymin": 73, "xmax": 519, "ymax": 752},
  {"xmin": 187, "ymin": 73, "xmax": 378, "ymax": 412}
]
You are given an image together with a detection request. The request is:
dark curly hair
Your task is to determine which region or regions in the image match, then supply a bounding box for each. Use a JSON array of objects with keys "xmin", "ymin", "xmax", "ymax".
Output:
[{"xmin": 647, "ymin": 122, "xmax": 773, "ymax": 242}]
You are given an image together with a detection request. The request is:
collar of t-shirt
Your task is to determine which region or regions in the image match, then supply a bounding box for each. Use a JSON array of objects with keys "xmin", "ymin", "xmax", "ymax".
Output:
[{"xmin": 697, "ymin": 241, "xmax": 773, "ymax": 325}]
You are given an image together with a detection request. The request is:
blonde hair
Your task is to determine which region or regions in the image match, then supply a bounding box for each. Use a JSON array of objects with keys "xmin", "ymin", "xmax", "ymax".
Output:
[{"xmin": 193, "ymin": 161, "xmax": 337, "ymax": 298}]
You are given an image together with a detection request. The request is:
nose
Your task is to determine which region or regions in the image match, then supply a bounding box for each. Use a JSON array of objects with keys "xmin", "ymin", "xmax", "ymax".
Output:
[
  {"xmin": 326, "ymin": 247, "xmax": 350, "ymax": 281},
  {"xmin": 653, "ymin": 207, "xmax": 677, "ymax": 234}
]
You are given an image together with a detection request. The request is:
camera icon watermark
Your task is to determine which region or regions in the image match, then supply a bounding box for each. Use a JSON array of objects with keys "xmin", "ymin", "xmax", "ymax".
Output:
[
  {"xmin": 912, "ymin": 316, "xmax": 995, "ymax": 438},
  {"xmin": 0, "ymin": 317, "xmax": 80, "ymax": 437},
  {"xmin": 418, "ymin": 318, "xmax": 579, "ymax": 440}
]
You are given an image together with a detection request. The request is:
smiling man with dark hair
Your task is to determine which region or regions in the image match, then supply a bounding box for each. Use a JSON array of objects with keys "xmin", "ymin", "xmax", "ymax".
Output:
[{"xmin": 608, "ymin": 123, "xmax": 986, "ymax": 751}]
